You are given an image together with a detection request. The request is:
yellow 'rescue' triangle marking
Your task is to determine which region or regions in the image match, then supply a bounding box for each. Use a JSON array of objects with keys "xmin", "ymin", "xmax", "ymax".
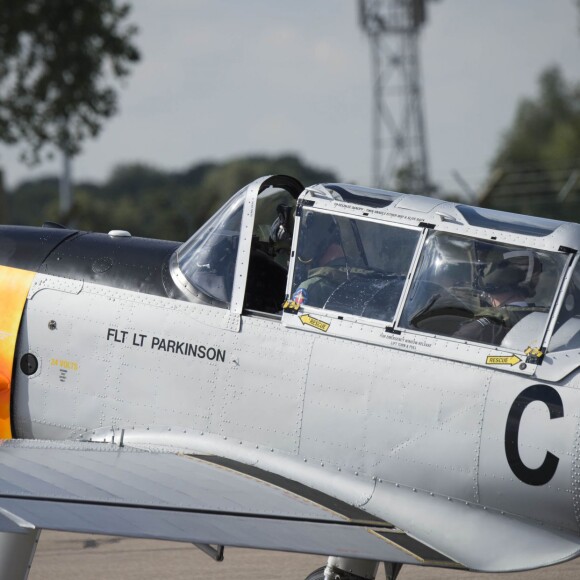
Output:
[
  {"xmin": 486, "ymin": 355, "xmax": 521, "ymax": 366},
  {"xmin": 282, "ymin": 300, "xmax": 300, "ymax": 313},
  {"xmin": 524, "ymin": 346, "xmax": 544, "ymax": 359},
  {"xmin": 299, "ymin": 314, "xmax": 330, "ymax": 332}
]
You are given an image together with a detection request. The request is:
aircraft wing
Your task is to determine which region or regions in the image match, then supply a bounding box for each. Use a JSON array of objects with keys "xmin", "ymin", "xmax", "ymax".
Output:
[
  {"xmin": 0, "ymin": 439, "xmax": 456, "ymax": 568},
  {"xmin": 1, "ymin": 440, "xmax": 579, "ymax": 572}
]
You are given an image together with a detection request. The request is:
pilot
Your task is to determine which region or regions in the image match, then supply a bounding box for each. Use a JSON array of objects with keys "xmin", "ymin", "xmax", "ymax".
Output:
[
  {"xmin": 291, "ymin": 212, "xmax": 347, "ymax": 308},
  {"xmin": 453, "ymin": 249, "xmax": 543, "ymax": 345},
  {"xmin": 269, "ymin": 203, "xmax": 295, "ymax": 267}
]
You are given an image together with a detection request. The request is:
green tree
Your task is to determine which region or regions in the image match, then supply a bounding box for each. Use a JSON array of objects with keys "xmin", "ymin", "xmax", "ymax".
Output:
[
  {"xmin": 483, "ymin": 66, "xmax": 580, "ymax": 219},
  {"xmin": 492, "ymin": 67, "xmax": 580, "ymax": 169},
  {"xmin": 9, "ymin": 154, "xmax": 339, "ymax": 241},
  {"xmin": 0, "ymin": 0, "xmax": 140, "ymax": 162}
]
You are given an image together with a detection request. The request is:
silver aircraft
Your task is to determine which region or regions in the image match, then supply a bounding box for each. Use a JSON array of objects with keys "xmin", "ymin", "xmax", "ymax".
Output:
[{"xmin": 1, "ymin": 175, "xmax": 580, "ymax": 579}]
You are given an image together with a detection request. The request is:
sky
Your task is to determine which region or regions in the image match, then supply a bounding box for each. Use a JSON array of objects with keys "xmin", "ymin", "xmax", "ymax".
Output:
[{"xmin": 1, "ymin": 0, "xmax": 579, "ymax": 198}]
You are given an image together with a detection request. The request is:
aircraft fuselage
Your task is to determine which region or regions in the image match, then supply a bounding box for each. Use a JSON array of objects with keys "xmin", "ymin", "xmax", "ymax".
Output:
[{"xmin": 1, "ymin": 225, "xmax": 577, "ymax": 544}]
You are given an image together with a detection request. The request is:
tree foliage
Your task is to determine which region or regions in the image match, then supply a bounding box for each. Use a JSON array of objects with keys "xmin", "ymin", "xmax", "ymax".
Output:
[
  {"xmin": 492, "ymin": 66, "xmax": 580, "ymax": 170},
  {"xmin": 0, "ymin": 0, "xmax": 140, "ymax": 162},
  {"xmin": 483, "ymin": 66, "xmax": 580, "ymax": 219},
  {"xmin": 8, "ymin": 154, "xmax": 338, "ymax": 241}
]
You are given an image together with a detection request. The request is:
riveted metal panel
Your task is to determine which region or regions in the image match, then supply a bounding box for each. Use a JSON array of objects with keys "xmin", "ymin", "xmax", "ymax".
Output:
[
  {"xmin": 300, "ymin": 336, "xmax": 374, "ymax": 472},
  {"xmin": 366, "ymin": 477, "xmax": 580, "ymax": 572},
  {"xmin": 14, "ymin": 276, "xmax": 232, "ymax": 440},
  {"xmin": 14, "ymin": 276, "xmax": 314, "ymax": 457},
  {"xmin": 216, "ymin": 316, "xmax": 312, "ymax": 453},
  {"xmin": 479, "ymin": 374, "xmax": 580, "ymax": 534},
  {"xmin": 367, "ymin": 348, "xmax": 490, "ymax": 502},
  {"xmin": 299, "ymin": 334, "xmax": 489, "ymax": 503}
]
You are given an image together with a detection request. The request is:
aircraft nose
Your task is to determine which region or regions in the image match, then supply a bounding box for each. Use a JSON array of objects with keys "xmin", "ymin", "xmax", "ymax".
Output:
[{"xmin": 0, "ymin": 265, "xmax": 35, "ymax": 439}]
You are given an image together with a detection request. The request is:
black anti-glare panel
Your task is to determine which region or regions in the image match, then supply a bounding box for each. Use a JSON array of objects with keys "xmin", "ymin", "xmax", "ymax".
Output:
[
  {"xmin": 42, "ymin": 232, "xmax": 184, "ymax": 299},
  {"xmin": 0, "ymin": 226, "xmax": 76, "ymax": 271}
]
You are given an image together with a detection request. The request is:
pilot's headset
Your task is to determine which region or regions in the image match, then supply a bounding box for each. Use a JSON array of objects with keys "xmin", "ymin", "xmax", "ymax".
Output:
[{"xmin": 479, "ymin": 249, "xmax": 543, "ymax": 298}]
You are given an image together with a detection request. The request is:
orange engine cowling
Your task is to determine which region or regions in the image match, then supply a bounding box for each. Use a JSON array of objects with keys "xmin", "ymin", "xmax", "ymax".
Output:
[{"xmin": 0, "ymin": 266, "xmax": 35, "ymax": 439}]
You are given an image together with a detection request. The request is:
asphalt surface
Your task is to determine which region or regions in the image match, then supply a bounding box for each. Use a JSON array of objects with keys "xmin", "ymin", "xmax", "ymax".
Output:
[{"xmin": 28, "ymin": 531, "xmax": 580, "ymax": 580}]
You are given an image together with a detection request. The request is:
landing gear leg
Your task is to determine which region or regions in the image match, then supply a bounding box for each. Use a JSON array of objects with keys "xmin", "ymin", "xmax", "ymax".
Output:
[
  {"xmin": 324, "ymin": 557, "xmax": 379, "ymax": 580},
  {"xmin": 305, "ymin": 557, "xmax": 380, "ymax": 580},
  {"xmin": 0, "ymin": 529, "xmax": 40, "ymax": 580},
  {"xmin": 384, "ymin": 562, "xmax": 403, "ymax": 580},
  {"xmin": 305, "ymin": 557, "xmax": 403, "ymax": 580}
]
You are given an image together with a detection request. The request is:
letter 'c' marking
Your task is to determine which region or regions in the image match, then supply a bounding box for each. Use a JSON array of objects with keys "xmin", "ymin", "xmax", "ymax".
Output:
[{"xmin": 505, "ymin": 384, "xmax": 563, "ymax": 486}]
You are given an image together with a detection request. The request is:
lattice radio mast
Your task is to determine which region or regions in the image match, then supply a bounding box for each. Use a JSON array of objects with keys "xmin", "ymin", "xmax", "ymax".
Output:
[{"xmin": 359, "ymin": 0, "xmax": 432, "ymax": 194}]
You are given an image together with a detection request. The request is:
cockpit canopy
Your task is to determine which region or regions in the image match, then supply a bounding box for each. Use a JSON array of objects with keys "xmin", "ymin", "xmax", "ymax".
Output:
[
  {"xmin": 173, "ymin": 175, "xmax": 302, "ymax": 310},
  {"xmin": 171, "ymin": 176, "xmax": 580, "ymax": 358},
  {"xmin": 289, "ymin": 206, "xmax": 569, "ymax": 351}
]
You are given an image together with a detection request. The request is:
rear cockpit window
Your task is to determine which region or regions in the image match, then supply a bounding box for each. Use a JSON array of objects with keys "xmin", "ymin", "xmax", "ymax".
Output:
[
  {"xmin": 400, "ymin": 231, "xmax": 567, "ymax": 351},
  {"xmin": 549, "ymin": 258, "xmax": 580, "ymax": 352},
  {"xmin": 290, "ymin": 209, "xmax": 420, "ymax": 323}
]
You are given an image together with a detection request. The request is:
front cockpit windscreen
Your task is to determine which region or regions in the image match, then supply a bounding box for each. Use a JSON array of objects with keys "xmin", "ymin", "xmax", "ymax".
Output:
[
  {"xmin": 290, "ymin": 209, "xmax": 421, "ymax": 322},
  {"xmin": 400, "ymin": 231, "xmax": 568, "ymax": 351},
  {"xmin": 176, "ymin": 185, "xmax": 298, "ymax": 310},
  {"xmin": 176, "ymin": 186, "xmax": 247, "ymax": 306}
]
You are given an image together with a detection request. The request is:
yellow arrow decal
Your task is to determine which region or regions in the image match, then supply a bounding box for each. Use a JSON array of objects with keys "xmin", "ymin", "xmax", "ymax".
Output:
[
  {"xmin": 299, "ymin": 314, "xmax": 330, "ymax": 332},
  {"xmin": 486, "ymin": 355, "xmax": 522, "ymax": 366}
]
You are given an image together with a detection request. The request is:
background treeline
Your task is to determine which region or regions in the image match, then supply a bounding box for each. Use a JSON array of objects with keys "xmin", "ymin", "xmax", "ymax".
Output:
[
  {"xmin": 5, "ymin": 64, "xmax": 580, "ymax": 240},
  {"xmin": 480, "ymin": 66, "xmax": 580, "ymax": 220},
  {"xmin": 6, "ymin": 154, "xmax": 337, "ymax": 241}
]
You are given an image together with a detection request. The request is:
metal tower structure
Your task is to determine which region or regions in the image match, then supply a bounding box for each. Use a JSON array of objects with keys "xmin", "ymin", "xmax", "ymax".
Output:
[{"xmin": 359, "ymin": 0, "xmax": 432, "ymax": 194}]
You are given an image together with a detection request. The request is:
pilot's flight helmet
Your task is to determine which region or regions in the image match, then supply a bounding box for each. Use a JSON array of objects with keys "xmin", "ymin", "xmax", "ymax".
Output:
[
  {"xmin": 479, "ymin": 249, "xmax": 542, "ymax": 297},
  {"xmin": 269, "ymin": 204, "xmax": 294, "ymax": 244}
]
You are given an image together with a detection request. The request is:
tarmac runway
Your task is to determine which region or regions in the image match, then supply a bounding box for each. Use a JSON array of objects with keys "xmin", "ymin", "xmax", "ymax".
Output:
[{"xmin": 29, "ymin": 531, "xmax": 580, "ymax": 580}]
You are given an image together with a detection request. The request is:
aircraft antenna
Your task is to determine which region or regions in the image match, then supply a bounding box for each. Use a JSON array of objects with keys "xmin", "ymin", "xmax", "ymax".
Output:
[{"xmin": 359, "ymin": 0, "xmax": 434, "ymax": 194}]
